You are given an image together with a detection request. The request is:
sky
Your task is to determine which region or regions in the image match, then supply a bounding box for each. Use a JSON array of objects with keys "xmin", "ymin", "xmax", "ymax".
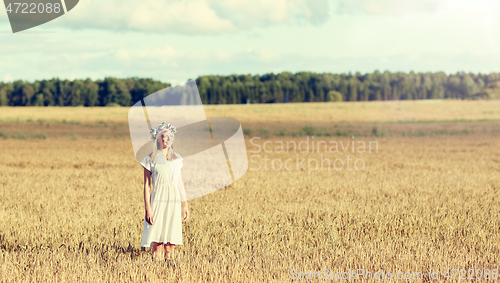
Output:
[{"xmin": 0, "ymin": 0, "xmax": 499, "ymax": 84}]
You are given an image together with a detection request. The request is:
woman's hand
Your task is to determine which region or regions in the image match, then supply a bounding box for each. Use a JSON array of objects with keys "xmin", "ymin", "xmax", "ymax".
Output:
[
  {"xmin": 145, "ymin": 209, "xmax": 154, "ymax": 225},
  {"xmin": 182, "ymin": 203, "xmax": 189, "ymax": 222}
]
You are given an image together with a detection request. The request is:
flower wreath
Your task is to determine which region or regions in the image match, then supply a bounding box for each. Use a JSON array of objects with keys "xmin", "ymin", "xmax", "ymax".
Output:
[{"xmin": 150, "ymin": 122, "xmax": 177, "ymax": 140}]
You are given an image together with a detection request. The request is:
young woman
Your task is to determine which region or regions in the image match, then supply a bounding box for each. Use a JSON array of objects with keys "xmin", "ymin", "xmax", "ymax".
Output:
[{"xmin": 140, "ymin": 122, "xmax": 189, "ymax": 262}]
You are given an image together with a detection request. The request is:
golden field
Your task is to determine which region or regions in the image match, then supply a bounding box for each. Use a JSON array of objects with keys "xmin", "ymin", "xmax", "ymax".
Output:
[
  {"xmin": 0, "ymin": 100, "xmax": 500, "ymax": 282},
  {"xmin": 1, "ymin": 100, "xmax": 500, "ymax": 124}
]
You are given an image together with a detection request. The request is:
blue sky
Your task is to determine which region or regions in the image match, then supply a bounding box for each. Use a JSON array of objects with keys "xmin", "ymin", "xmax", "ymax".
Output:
[{"xmin": 0, "ymin": 0, "xmax": 499, "ymax": 84}]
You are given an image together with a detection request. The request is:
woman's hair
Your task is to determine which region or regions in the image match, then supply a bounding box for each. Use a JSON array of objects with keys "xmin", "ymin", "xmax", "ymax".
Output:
[{"xmin": 150, "ymin": 129, "xmax": 174, "ymax": 164}]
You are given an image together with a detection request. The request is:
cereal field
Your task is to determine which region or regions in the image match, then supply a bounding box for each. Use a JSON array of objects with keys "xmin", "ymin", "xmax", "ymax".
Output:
[{"xmin": 0, "ymin": 100, "xmax": 500, "ymax": 282}]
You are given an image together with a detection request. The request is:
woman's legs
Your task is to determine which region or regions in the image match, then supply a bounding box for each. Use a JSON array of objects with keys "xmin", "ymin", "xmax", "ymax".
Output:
[
  {"xmin": 163, "ymin": 243, "xmax": 176, "ymax": 259},
  {"xmin": 151, "ymin": 242, "xmax": 177, "ymax": 260},
  {"xmin": 152, "ymin": 242, "xmax": 163, "ymax": 260}
]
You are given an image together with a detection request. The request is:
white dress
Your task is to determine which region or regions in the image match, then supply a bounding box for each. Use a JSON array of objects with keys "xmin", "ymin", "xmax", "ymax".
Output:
[{"xmin": 140, "ymin": 152, "xmax": 186, "ymax": 247}]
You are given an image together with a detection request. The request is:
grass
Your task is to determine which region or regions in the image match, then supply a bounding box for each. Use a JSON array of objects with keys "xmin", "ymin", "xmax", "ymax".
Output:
[
  {"xmin": 0, "ymin": 131, "xmax": 48, "ymax": 139},
  {"xmin": 37, "ymin": 119, "xmax": 47, "ymax": 125},
  {"xmin": 12, "ymin": 132, "xmax": 26, "ymax": 139},
  {"xmin": 33, "ymin": 131, "xmax": 48, "ymax": 139},
  {"xmin": 402, "ymin": 129, "xmax": 471, "ymax": 137},
  {"xmin": 302, "ymin": 125, "xmax": 315, "ymax": 136},
  {"xmin": 258, "ymin": 128, "xmax": 269, "ymax": 139},
  {"xmin": 391, "ymin": 118, "xmax": 500, "ymax": 124},
  {"xmin": 274, "ymin": 128, "xmax": 286, "ymax": 136},
  {"xmin": 0, "ymin": 100, "xmax": 500, "ymax": 125},
  {"xmin": 0, "ymin": 102, "xmax": 499, "ymax": 281},
  {"xmin": 243, "ymin": 128, "xmax": 252, "ymax": 137},
  {"xmin": 0, "ymin": 136, "xmax": 499, "ymax": 282}
]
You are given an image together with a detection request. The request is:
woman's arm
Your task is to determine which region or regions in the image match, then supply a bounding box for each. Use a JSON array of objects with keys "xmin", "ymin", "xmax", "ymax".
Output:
[
  {"xmin": 143, "ymin": 167, "xmax": 154, "ymax": 225},
  {"xmin": 177, "ymin": 172, "xmax": 189, "ymax": 222}
]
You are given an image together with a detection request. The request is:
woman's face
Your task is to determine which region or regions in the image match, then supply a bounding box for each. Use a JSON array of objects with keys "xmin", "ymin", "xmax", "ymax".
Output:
[{"xmin": 160, "ymin": 131, "xmax": 175, "ymax": 149}]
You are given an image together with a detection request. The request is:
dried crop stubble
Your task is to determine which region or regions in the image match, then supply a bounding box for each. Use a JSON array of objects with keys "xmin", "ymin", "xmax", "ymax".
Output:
[{"xmin": 0, "ymin": 133, "xmax": 499, "ymax": 282}]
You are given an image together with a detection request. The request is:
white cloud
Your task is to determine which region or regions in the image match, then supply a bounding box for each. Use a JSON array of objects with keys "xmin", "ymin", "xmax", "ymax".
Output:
[
  {"xmin": 337, "ymin": 0, "xmax": 446, "ymax": 15},
  {"xmin": 246, "ymin": 48, "xmax": 282, "ymax": 62},
  {"xmin": 209, "ymin": 0, "xmax": 329, "ymax": 28},
  {"xmin": 60, "ymin": 0, "xmax": 235, "ymax": 34},
  {"xmin": 3, "ymin": 73, "xmax": 13, "ymax": 83},
  {"xmin": 1, "ymin": 36, "xmax": 500, "ymax": 85},
  {"xmin": 135, "ymin": 45, "xmax": 182, "ymax": 59},
  {"xmin": 108, "ymin": 45, "xmax": 186, "ymax": 69},
  {"xmin": 115, "ymin": 47, "xmax": 130, "ymax": 60},
  {"xmin": 214, "ymin": 51, "xmax": 232, "ymax": 62},
  {"xmin": 108, "ymin": 45, "xmax": 270, "ymax": 69},
  {"xmin": 52, "ymin": 0, "xmax": 329, "ymax": 34}
]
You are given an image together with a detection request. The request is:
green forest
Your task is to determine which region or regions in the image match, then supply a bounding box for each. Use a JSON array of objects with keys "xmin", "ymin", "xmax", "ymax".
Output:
[{"xmin": 1, "ymin": 71, "xmax": 499, "ymax": 106}]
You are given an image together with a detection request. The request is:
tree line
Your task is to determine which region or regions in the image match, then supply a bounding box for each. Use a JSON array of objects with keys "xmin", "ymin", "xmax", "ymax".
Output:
[{"xmin": 1, "ymin": 71, "xmax": 499, "ymax": 106}]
